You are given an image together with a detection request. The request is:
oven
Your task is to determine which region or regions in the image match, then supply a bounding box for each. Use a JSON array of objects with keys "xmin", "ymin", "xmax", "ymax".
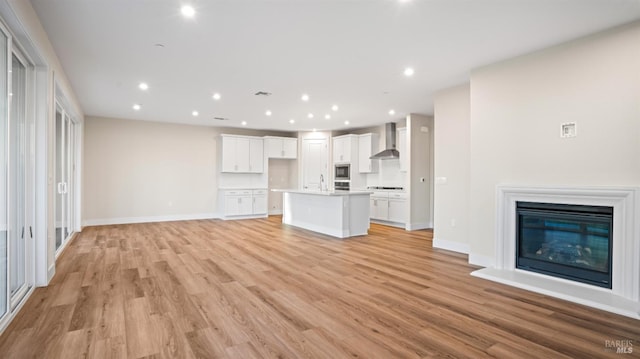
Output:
[{"xmin": 334, "ymin": 181, "xmax": 350, "ymax": 191}]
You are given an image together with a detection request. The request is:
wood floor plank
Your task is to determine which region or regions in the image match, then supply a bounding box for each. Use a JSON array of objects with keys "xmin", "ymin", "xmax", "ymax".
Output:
[{"xmin": 0, "ymin": 216, "xmax": 638, "ymax": 358}]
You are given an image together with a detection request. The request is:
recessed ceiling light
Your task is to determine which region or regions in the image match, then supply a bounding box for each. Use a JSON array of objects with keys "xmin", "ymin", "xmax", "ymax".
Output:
[
  {"xmin": 181, "ymin": 5, "xmax": 195, "ymax": 18},
  {"xmin": 241, "ymin": 121, "xmax": 247, "ymax": 126},
  {"xmin": 344, "ymin": 121, "xmax": 350, "ymax": 125},
  {"xmin": 389, "ymin": 109, "xmax": 396, "ymax": 115},
  {"xmin": 331, "ymin": 105, "xmax": 339, "ymax": 111},
  {"xmin": 265, "ymin": 110, "xmax": 272, "ymax": 116},
  {"xmin": 324, "ymin": 114, "xmax": 331, "ymax": 120},
  {"xmin": 138, "ymin": 82, "xmax": 149, "ymax": 91},
  {"xmin": 192, "ymin": 111, "xmax": 199, "ymax": 117},
  {"xmin": 301, "ymin": 94, "xmax": 309, "ymax": 102},
  {"xmin": 289, "ymin": 119, "xmax": 295, "ymax": 124},
  {"xmin": 212, "ymin": 93, "xmax": 221, "ymax": 100},
  {"xmin": 133, "ymin": 104, "xmax": 141, "ymax": 111},
  {"xmin": 404, "ymin": 67, "xmax": 415, "ymax": 77},
  {"xmin": 308, "ymin": 113, "xmax": 314, "ymax": 119}
]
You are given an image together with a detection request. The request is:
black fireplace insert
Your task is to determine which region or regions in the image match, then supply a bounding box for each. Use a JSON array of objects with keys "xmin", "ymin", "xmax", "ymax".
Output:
[{"xmin": 516, "ymin": 201, "xmax": 613, "ymax": 288}]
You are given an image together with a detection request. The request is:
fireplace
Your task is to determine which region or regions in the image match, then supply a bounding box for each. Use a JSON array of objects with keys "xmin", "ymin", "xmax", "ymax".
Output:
[
  {"xmin": 471, "ymin": 186, "xmax": 640, "ymax": 319},
  {"xmin": 516, "ymin": 201, "xmax": 613, "ymax": 288}
]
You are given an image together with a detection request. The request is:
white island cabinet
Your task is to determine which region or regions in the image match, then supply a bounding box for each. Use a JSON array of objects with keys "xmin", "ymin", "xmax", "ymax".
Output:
[{"xmin": 273, "ymin": 189, "xmax": 372, "ymax": 238}]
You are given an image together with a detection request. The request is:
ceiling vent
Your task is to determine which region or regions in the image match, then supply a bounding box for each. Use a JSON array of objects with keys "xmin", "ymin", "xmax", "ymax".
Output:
[{"xmin": 254, "ymin": 91, "xmax": 272, "ymax": 96}]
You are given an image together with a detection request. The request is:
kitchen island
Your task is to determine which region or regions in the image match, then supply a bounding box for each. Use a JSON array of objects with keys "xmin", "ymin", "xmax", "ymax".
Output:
[{"xmin": 272, "ymin": 189, "xmax": 372, "ymax": 238}]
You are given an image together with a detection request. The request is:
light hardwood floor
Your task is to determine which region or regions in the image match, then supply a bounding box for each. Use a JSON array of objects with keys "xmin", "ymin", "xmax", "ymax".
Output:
[{"xmin": 0, "ymin": 216, "xmax": 638, "ymax": 358}]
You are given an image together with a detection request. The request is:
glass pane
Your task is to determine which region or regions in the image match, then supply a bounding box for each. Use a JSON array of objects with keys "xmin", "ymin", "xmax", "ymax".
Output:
[
  {"xmin": 64, "ymin": 115, "xmax": 71, "ymax": 239},
  {"xmin": 0, "ymin": 30, "xmax": 8, "ymax": 318},
  {"xmin": 9, "ymin": 54, "xmax": 26, "ymax": 294},
  {"xmin": 55, "ymin": 108, "xmax": 64, "ymax": 250},
  {"xmin": 519, "ymin": 215, "xmax": 611, "ymax": 273}
]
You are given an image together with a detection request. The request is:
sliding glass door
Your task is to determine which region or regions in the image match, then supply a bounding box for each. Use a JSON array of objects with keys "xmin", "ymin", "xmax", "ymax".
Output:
[
  {"xmin": 0, "ymin": 21, "xmax": 8, "ymax": 321},
  {"xmin": 0, "ymin": 21, "xmax": 34, "ymax": 321},
  {"xmin": 55, "ymin": 104, "xmax": 75, "ymax": 253},
  {"xmin": 9, "ymin": 50, "xmax": 30, "ymax": 306}
]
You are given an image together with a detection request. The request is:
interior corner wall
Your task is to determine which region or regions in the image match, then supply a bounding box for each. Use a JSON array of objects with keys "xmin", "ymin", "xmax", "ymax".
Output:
[
  {"xmin": 83, "ymin": 117, "xmax": 218, "ymax": 224},
  {"xmin": 407, "ymin": 114, "xmax": 434, "ymax": 230},
  {"xmin": 433, "ymin": 84, "xmax": 470, "ymax": 254},
  {"xmin": 469, "ymin": 21, "xmax": 640, "ymax": 266}
]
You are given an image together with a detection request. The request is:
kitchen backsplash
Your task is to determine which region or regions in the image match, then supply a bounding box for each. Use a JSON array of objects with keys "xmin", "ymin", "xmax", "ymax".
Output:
[{"xmin": 365, "ymin": 159, "xmax": 406, "ymax": 188}]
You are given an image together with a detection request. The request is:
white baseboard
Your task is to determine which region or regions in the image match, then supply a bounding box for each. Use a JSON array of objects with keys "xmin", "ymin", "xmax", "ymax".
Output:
[
  {"xmin": 432, "ymin": 237, "xmax": 469, "ymax": 254},
  {"xmin": 82, "ymin": 212, "xmax": 219, "ymax": 227},
  {"xmin": 370, "ymin": 219, "xmax": 405, "ymax": 229},
  {"xmin": 406, "ymin": 221, "xmax": 433, "ymax": 231},
  {"xmin": 268, "ymin": 209, "xmax": 283, "ymax": 215},
  {"xmin": 221, "ymin": 213, "xmax": 268, "ymax": 221},
  {"xmin": 469, "ymin": 252, "xmax": 494, "ymax": 268},
  {"xmin": 47, "ymin": 263, "xmax": 55, "ymax": 283}
]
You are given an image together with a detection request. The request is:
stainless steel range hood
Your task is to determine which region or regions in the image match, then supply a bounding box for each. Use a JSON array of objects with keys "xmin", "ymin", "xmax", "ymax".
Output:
[{"xmin": 370, "ymin": 122, "xmax": 400, "ymax": 160}]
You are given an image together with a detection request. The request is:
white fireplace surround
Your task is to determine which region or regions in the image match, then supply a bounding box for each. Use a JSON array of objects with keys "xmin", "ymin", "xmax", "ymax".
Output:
[{"xmin": 472, "ymin": 185, "xmax": 640, "ymax": 319}]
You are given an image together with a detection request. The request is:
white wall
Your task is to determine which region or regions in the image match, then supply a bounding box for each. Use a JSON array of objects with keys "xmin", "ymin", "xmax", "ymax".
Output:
[
  {"xmin": 468, "ymin": 21, "xmax": 640, "ymax": 266},
  {"xmin": 83, "ymin": 116, "xmax": 296, "ymax": 224},
  {"xmin": 407, "ymin": 114, "xmax": 434, "ymax": 230},
  {"xmin": 83, "ymin": 117, "xmax": 218, "ymax": 224},
  {"xmin": 433, "ymin": 84, "xmax": 470, "ymax": 254}
]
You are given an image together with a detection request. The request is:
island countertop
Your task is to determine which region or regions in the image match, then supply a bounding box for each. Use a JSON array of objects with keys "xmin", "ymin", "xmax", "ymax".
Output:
[
  {"xmin": 274, "ymin": 189, "xmax": 371, "ymax": 238},
  {"xmin": 271, "ymin": 189, "xmax": 373, "ymax": 196}
]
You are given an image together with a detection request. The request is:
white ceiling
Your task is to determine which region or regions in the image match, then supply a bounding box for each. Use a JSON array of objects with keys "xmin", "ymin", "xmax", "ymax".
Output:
[{"xmin": 30, "ymin": 0, "xmax": 640, "ymax": 132}]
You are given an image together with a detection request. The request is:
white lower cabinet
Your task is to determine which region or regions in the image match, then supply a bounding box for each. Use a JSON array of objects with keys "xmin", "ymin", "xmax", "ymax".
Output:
[
  {"xmin": 388, "ymin": 198, "xmax": 407, "ymax": 223},
  {"xmin": 370, "ymin": 197, "xmax": 389, "ymax": 220},
  {"xmin": 370, "ymin": 192, "xmax": 407, "ymax": 224},
  {"xmin": 222, "ymin": 189, "xmax": 268, "ymax": 218},
  {"xmin": 252, "ymin": 190, "xmax": 267, "ymax": 214}
]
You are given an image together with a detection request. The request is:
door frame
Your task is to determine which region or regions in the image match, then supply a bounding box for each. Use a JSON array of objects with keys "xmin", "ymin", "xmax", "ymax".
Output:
[
  {"xmin": 53, "ymin": 100, "xmax": 78, "ymax": 258},
  {"xmin": 8, "ymin": 45, "xmax": 34, "ymax": 310}
]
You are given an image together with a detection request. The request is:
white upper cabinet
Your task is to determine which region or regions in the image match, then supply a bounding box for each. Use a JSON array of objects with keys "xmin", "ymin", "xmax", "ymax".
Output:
[
  {"xmin": 358, "ymin": 133, "xmax": 378, "ymax": 173},
  {"xmin": 265, "ymin": 136, "xmax": 297, "ymax": 159},
  {"xmin": 397, "ymin": 128, "xmax": 407, "ymax": 172},
  {"xmin": 221, "ymin": 135, "xmax": 264, "ymax": 173},
  {"xmin": 333, "ymin": 134, "xmax": 357, "ymax": 164},
  {"xmin": 249, "ymin": 138, "xmax": 264, "ymax": 173}
]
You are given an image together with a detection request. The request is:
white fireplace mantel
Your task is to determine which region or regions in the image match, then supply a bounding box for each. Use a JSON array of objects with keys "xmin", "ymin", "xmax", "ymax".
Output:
[{"xmin": 472, "ymin": 185, "xmax": 640, "ymax": 319}]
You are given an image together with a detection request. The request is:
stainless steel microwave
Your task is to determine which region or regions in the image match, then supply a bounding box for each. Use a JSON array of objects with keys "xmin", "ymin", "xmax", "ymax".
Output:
[{"xmin": 335, "ymin": 164, "xmax": 350, "ymax": 180}]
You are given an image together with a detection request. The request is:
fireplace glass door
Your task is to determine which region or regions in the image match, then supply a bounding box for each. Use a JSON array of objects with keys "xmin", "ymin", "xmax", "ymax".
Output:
[{"xmin": 516, "ymin": 202, "xmax": 613, "ymax": 288}]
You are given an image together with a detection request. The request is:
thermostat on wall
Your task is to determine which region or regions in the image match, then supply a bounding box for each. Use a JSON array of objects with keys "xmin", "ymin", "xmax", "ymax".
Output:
[{"xmin": 560, "ymin": 122, "xmax": 577, "ymax": 138}]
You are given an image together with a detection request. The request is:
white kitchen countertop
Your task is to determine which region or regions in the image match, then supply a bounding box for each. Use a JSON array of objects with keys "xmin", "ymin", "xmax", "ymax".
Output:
[{"xmin": 271, "ymin": 189, "xmax": 373, "ymax": 196}]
